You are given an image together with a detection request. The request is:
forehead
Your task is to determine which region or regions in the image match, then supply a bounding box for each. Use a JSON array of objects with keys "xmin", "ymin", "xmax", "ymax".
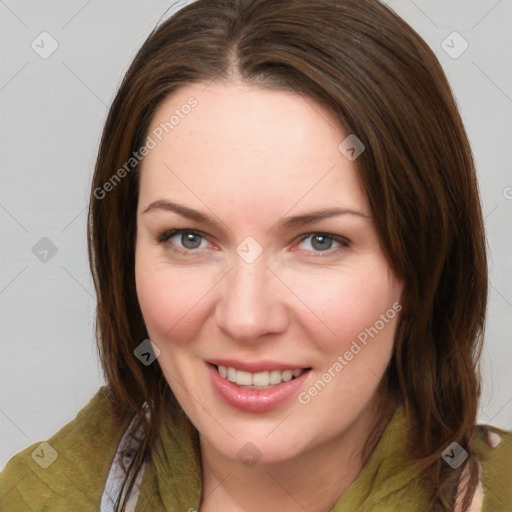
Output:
[{"xmin": 138, "ymin": 82, "xmax": 368, "ymax": 216}]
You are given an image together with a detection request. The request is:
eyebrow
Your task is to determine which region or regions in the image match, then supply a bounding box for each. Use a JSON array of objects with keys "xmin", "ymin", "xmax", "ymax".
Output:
[{"xmin": 142, "ymin": 199, "xmax": 370, "ymax": 229}]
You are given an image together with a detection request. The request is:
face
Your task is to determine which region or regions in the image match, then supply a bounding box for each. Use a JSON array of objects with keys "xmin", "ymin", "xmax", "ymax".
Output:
[{"xmin": 135, "ymin": 82, "xmax": 403, "ymax": 465}]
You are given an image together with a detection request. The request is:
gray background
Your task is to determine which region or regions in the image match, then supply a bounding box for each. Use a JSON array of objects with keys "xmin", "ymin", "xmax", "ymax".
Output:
[{"xmin": 1, "ymin": 0, "xmax": 511, "ymax": 471}]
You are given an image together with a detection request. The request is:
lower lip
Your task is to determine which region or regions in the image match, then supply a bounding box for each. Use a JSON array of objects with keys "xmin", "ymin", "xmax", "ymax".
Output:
[{"xmin": 207, "ymin": 363, "xmax": 311, "ymax": 413}]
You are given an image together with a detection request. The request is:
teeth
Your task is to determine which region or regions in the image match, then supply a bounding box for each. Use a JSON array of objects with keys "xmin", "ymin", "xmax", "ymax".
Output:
[
  {"xmin": 236, "ymin": 370, "xmax": 252, "ymax": 386},
  {"xmin": 269, "ymin": 370, "xmax": 282, "ymax": 385},
  {"xmin": 252, "ymin": 371, "xmax": 269, "ymax": 386},
  {"xmin": 227, "ymin": 367, "xmax": 236, "ymax": 382},
  {"xmin": 282, "ymin": 370, "xmax": 293, "ymax": 382},
  {"xmin": 217, "ymin": 365, "xmax": 306, "ymax": 387}
]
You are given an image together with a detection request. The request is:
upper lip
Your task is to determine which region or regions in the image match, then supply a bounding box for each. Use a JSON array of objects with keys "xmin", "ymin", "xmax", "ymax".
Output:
[{"xmin": 207, "ymin": 358, "xmax": 311, "ymax": 373}]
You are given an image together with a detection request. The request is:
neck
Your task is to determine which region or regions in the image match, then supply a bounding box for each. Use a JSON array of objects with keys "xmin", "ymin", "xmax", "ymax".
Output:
[{"xmin": 198, "ymin": 394, "xmax": 397, "ymax": 512}]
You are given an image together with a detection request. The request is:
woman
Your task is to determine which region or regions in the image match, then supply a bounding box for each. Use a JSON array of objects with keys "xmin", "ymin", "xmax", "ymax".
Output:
[{"xmin": 1, "ymin": 0, "xmax": 510, "ymax": 511}]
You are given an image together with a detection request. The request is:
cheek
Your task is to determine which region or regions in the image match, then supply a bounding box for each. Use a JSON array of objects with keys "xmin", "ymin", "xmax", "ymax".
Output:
[
  {"xmin": 300, "ymin": 262, "xmax": 401, "ymax": 355},
  {"xmin": 135, "ymin": 250, "xmax": 210, "ymax": 340}
]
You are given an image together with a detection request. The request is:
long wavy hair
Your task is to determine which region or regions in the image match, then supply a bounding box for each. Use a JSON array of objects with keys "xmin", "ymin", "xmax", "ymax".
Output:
[{"xmin": 87, "ymin": 0, "xmax": 487, "ymax": 510}]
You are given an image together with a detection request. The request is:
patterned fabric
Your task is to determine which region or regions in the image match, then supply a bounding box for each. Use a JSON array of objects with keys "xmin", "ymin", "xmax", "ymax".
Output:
[
  {"xmin": 100, "ymin": 409, "xmax": 149, "ymax": 512},
  {"xmin": 1, "ymin": 386, "xmax": 511, "ymax": 511}
]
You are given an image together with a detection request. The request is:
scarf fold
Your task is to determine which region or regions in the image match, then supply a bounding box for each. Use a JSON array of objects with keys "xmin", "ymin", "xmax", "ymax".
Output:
[
  {"xmin": 135, "ymin": 400, "xmax": 436, "ymax": 511},
  {"xmin": 329, "ymin": 405, "xmax": 432, "ymax": 511},
  {"xmin": 143, "ymin": 395, "xmax": 203, "ymax": 512}
]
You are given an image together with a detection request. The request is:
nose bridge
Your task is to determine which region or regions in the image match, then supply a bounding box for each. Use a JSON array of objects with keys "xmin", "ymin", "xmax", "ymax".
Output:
[{"xmin": 215, "ymin": 253, "xmax": 286, "ymax": 340}]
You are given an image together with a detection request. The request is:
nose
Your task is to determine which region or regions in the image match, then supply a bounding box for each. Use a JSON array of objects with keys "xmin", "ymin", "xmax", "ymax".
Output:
[{"xmin": 214, "ymin": 255, "xmax": 289, "ymax": 343}]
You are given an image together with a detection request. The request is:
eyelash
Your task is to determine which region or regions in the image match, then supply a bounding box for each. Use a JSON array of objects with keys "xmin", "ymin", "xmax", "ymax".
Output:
[{"xmin": 156, "ymin": 229, "xmax": 351, "ymax": 257}]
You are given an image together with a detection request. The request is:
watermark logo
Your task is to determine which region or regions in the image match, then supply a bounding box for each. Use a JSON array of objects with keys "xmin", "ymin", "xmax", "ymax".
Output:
[
  {"xmin": 31, "ymin": 32, "xmax": 59, "ymax": 59},
  {"xmin": 441, "ymin": 32, "xmax": 469, "ymax": 59},
  {"xmin": 134, "ymin": 339, "xmax": 161, "ymax": 366},
  {"xmin": 236, "ymin": 236, "xmax": 263, "ymax": 264},
  {"xmin": 442, "ymin": 442, "xmax": 468, "ymax": 469},
  {"xmin": 32, "ymin": 237, "xmax": 58, "ymax": 263},
  {"xmin": 338, "ymin": 134, "xmax": 365, "ymax": 161},
  {"xmin": 31, "ymin": 442, "xmax": 58, "ymax": 469},
  {"xmin": 236, "ymin": 442, "xmax": 262, "ymax": 468}
]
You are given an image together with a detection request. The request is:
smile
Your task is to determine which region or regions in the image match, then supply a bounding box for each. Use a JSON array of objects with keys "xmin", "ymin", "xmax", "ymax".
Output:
[
  {"xmin": 216, "ymin": 365, "xmax": 307, "ymax": 389},
  {"xmin": 207, "ymin": 362, "xmax": 312, "ymax": 413}
]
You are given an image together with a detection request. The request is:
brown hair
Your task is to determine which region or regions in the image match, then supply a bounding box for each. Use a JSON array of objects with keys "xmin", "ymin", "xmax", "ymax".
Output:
[{"xmin": 87, "ymin": 0, "xmax": 487, "ymax": 510}]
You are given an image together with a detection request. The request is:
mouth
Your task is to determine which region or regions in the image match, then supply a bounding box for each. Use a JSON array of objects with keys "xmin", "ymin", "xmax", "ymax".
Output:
[
  {"xmin": 212, "ymin": 364, "xmax": 311, "ymax": 390},
  {"xmin": 206, "ymin": 361, "xmax": 312, "ymax": 413}
]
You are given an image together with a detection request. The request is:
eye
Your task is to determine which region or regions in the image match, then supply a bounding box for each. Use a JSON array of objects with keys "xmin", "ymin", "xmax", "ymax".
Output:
[
  {"xmin": 156, "ymin": 229, "xmax": 351, "ymax": 257},
  {"xmin": 156, "ymin": 229, "xmax": 210, "ymax": 255},
  {"xmin": 295, "ymin": 232, "xmax": 350, "ymax": 255}
]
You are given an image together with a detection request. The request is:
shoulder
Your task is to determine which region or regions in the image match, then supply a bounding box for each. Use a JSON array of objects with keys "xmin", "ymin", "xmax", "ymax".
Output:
[
  {"xmin": 0, "ymin": 386, "xmax": 131, "ymax": 511},
  {"xmin": 475, "ymin": 423, "xmax": 512, "ymax": 512},
  {"xmin": 455, "ymin": 423, "xmax": 512, "ymax": 512}
]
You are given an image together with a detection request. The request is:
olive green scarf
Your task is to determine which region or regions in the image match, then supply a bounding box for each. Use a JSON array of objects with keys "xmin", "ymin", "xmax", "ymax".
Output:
[
  {"xmin": 136, "ymin": 403, "xmax": 433, "ymax": 511},
  {"xmin": 1, "ymin": 386, "xmax": 511, "ymax": 511}
]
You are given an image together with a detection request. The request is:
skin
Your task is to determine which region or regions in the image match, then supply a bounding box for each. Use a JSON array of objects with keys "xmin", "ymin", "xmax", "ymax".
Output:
[{"xmin": 135, "ymin": 81, "xmax": 404, "ymax": 512}]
